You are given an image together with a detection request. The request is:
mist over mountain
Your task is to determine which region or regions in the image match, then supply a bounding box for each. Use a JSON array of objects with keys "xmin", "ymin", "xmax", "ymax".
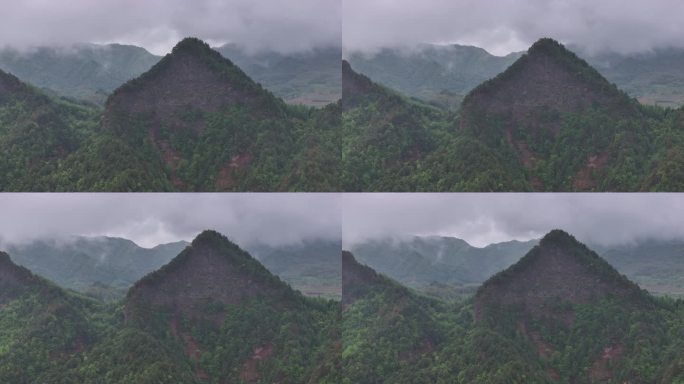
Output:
[
  {"xmin": 342, "ymin": 230, "xmax": 684, "ymax": 383},
  {"xmin": 0, "ymin": 44, "xmax": 160, "ymax": 105},
  {"xmin": 0, "ymin": 37, "xmax": 340, "ymax": 191},
  {"xmin": 0, "ymin": 230, "xmax": 341, "ymax": 383},
  {"xmin": 2, "ymin": 233, "xmax": 342, "ymax": 301},
  {"xmin": 347, "ymin": 42, "xmax": 684, "ymax": 109},
  {"xmin": 349, "ymin": 233, "xmax": 684, "ymax": 299},
  {"xmin": 343, "ymin": 38, "xmax": 684, "ymax": 191},
  {"xmin": 5, "ymin": 237, "xmax": 188, "ymax": 300},
  {"xmin": 0, "ymin": 42, "xmax": 340, "ymax": 107}
]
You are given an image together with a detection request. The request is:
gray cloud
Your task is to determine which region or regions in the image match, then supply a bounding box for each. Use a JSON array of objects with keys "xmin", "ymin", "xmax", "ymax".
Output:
[
  {"xmin": 0, "ymin": 0, "xmax": 341, "ymax": 54},
  {"xmin": 343, "ymin": 0, "xmax": 684, "ymax": 55},
  {"xmin": 342, "ymin": 193, "xmax": 684, "ymax": 247},
  {"xmin": 0, "ymin": 193, "xmax": 340, "ymax": 248}
]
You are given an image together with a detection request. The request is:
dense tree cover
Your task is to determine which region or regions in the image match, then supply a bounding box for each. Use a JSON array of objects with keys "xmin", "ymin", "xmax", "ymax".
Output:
[
  {"xmin": 342, "ymin": 39, "xmax": 684, "ymax": 191},
  {"xmin": 342, "ymin": 236, "xmax": 684, "ymax": 383},
  {"xmin": 0, "ymin": 232, "xmax": 342, "ymax": 383},
  {"xmin": 0, "ymin": 38, "xmax": 339, "ymax": 192}
]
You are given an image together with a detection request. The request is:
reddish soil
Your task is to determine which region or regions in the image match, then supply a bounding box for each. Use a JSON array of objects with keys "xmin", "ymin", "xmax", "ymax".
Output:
[
  {"xmin": 517, "ymin": 320, "xmax": 555, "ymax": 359},
  {"xmin": 573, "ymin": 152, "xmax": 609, "ymax": 190},
  {"xmin": 169, "ymin": 317, "xmax": 209, "ymax": 380},
  {"xmin": 240, "ymin": 343, "xmax": 274, "ymax": 383},
  {"xmin": 505, "ymin": 127, "xmax": 545, "ymax": 190},
  {"xmin": 589, "ymin": 344, "xmax": 624, "ymax": 382},
  {"xmin": 215, "ymin": 153, "xmax": 252, "ymax": 190},
  {"xmin": 149, "ymin": 130, "xmax": 186, "ymax": 189}
]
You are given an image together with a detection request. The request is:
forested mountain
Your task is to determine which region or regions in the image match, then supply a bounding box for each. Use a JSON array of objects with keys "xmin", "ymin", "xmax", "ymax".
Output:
[
  {"xmin": 0, "ymin": 37, "xmax": 340, "ymax": 191},
  {"xmin": 0, "ymin": 231, "xmax": 341, "ymax": 383},
  {"xmin": 4, "ymin": 235, "xmax": 342, "ymax": 301},
  {"xmin": 0, "ymin": 43, "xmax": 340, "ymax": 107},
  {"xmin": 347, "ymin": 43, "xmax": 684, "ymax": 109},
  {"xmin": 0, "ymin": 44, "xmax": 160, "ymax": 105},
  {"xmin": 350, "ymin": 234, "xmax": 684, "ymax": 299},
  {"xmin": 343, "ymin": 38, "xmax": 684, "ymax": 191},
  {"xmin": 0, "ymin": 68, "xmax": 100, "ymax": 191},
  {"xmin": 342, "ymin": 231, "xmax": 684, "ymax": 383}
]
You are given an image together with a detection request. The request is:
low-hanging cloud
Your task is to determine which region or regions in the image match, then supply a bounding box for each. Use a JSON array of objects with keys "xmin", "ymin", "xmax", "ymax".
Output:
[
  {"xmin": 342, "ymin": 194, "xmax": 684, "ymax": 247},
  {"xmin": 0, "ymin": 194, "xmax": 341, "ymax": 248},
  {"xmin": 343, "ymin": 0, "xmax": 684, "ymax": 55},
  {"xmin": 0, "ymin": 0, "xmax": 341, "ymax": 55}
]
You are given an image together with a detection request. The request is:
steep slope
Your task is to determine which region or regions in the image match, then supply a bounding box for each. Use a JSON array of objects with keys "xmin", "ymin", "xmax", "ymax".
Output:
[
  {"xmin": 460, "ymin": 38, "xmax": 657, "ymax": 191},
  {"xmin": 344, "ymin": 37, "xmax": 684, "ymax": 191},
  {"xmin": 59, "ymin": 37, "xmax": 339, "ymax": 192},
  {"xmin": 343, "ymin": 232, "xmax": 684, "ymax": 383},
  {"xmin": 217, "ymin": 44, "xmax": 341, "ymax": 106},
  {"xmin": 0, "ymin": 69, "xmax": 100, "ymax": 191},
  {"xmin": 474, "ymin": 230, "xmax": 670, "ymax": 383},
  {"xmin": 475, "ymin": 230, "xmax": 648, "ymax": 323},
  {"xmin": 342, "ymin": 252, "xmax": 454, "ymax": 382},
  {"xmin": 125, "ymin": 230, "xmax": 339, "ymax": 383},
  {"xmin": 248, "ymin": 238, "xmax": 342, "ymax": 299},
  {"xmin": 342, "ymin": 60, "xmax": 457, "ymax": 191},
  {"xmin": 0, "ymin": 252, "xmax": 103, "ymax": 383},
  {"xmin": 0, "ymin": 44, "xmax": 160, "ymax": 105},
  {"xmin": 0, "ymin": 251, "xmax": 40, "ymax": 304},
  {"xmin": 342, "ymin": 60, "xmax": 529, "ymax": 191}
]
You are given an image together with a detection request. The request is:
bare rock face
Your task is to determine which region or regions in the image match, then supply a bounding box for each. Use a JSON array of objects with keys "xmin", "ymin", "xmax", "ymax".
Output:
[
  {"xmin": 474, "ymin": 230, "xmax": 645, "ymax": 324},
  {"xmin": 125, "ymin": 230, "xmax": 298, "ymax": 323}
]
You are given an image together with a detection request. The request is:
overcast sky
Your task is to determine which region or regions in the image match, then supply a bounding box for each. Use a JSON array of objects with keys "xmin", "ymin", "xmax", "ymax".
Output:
[
  {"xmin": 0, "ymin": 194, "xmax": 340, "ymax": 248},
  {"xmin": 0, "ymin": 0, "xmax": 341, "ymax": 55},
  {"xmin": 343, "ymin": 0, "xmax": 684, "ymax": 55},
  {"xmin": 342, "ymin": 194, "xmax": 684, "ymax": 247}
]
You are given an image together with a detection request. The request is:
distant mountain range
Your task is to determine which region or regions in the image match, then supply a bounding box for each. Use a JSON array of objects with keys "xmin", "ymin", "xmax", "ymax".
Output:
[
  {"xmin": 0, "ymin": 37, "xmax": 340, "ymax": 191},
  {"xmin": 343, "ymin": 38, "xmax": 684, "ymax": 191},
  {"xmin": 0, "ymin": 230, "xmax": 341, "ymax": 383},
  {"xmin": 347, "ymin": 43, "xmax": 684, "ymax": 109},
  {"xmin": 0, "ymin": 43, "xmax": 340, "ymax": 107},
  {"xmin": 342, "ymin": 230, "xmax": 684, "ymax": 383},
  {"xmin": 350, "ymin": 234, "xmax": 684, "ymax": 298},
  {"xmin": 4, "ymin": 234, "xmax": 341, "ymax": 300}
]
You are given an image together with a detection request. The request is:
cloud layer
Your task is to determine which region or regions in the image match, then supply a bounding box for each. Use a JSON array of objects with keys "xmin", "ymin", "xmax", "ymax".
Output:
[
  {"xmin": 342, "ymin": 194, "xmax": 684, "ymax": 247},
  {"xmin": 0, "ymin": 194, "xmax": 341, "ymax": 248},
  {"xmin": 343, "ymin": 0, "xmax": 684, "ymax": 55},
  {"xmin": 0, "ymin": 0, "xmax": 341, "ymax": 54}
]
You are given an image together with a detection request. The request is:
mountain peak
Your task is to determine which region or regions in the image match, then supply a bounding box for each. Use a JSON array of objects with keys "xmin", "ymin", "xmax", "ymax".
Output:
[
  {"xmin": 125, "ymin": 230, "xmax": 297, "ymax": 324},
  {"xmin": 527, "ymin": 37, "xmax": 566, "ymax": 55},
  {"xmin": 474, "ymin": 230, "xmax": 647, "ymax": 324},
  {"xmin": 171, "ymin": 37, "xmax": 215, "ymax": 55}
]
